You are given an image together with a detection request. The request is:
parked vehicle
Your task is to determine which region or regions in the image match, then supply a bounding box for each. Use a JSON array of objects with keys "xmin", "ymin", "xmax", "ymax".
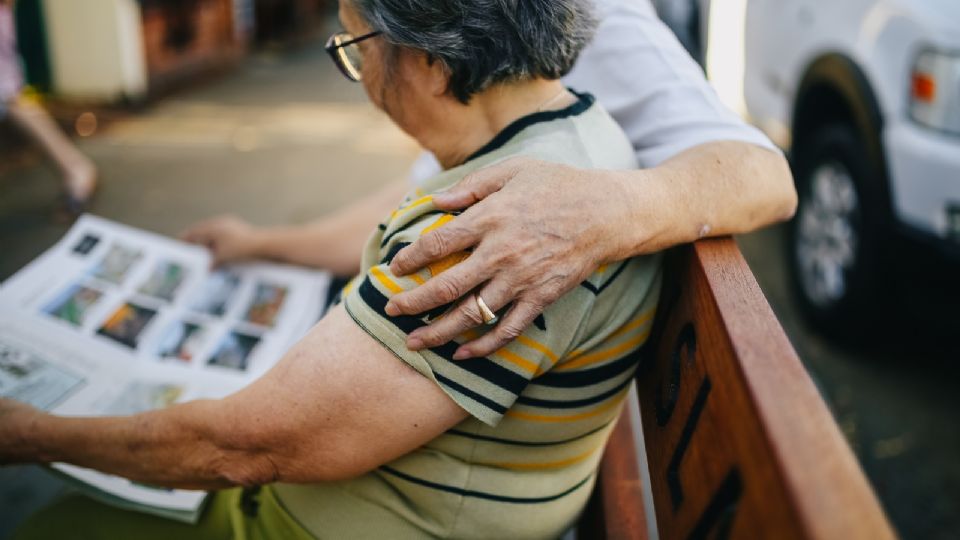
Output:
[
  {"xmin": 740, "ymin": 0, "xmax": 960, "ymax": 333},
  {"xmin": 657, "ymin": 0, "xmax": 960, "ymax": 333}
]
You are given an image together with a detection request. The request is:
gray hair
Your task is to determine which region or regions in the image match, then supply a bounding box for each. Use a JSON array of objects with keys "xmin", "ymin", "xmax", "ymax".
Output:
[{"xmin": 352, "ymin": 0, "xmax": 598, "ymax": 103}]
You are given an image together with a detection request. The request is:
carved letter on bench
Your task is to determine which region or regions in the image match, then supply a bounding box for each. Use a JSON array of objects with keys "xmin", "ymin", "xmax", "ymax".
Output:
[
  {"xmin": 650, "ymin": 320, "xmax": 742, "ymax": 540},
  {"xmin": 638, "ymin": 244, "xmax": 820, "ymax": 540},
  {"xmin": 607, "ymin": 241, "xmax": 893, "ymax": 540}
]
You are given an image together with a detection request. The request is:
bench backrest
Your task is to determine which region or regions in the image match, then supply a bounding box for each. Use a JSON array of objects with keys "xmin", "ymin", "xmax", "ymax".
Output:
[{"xmin": 581, "ymin": 239, "xmax": 895, "ymax": 540}]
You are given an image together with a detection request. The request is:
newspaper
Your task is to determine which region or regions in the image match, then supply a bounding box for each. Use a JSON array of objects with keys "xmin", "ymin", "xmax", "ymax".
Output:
[{"xmin": 0, "ymin": 215, "xmax": 333, "ymax": 523}]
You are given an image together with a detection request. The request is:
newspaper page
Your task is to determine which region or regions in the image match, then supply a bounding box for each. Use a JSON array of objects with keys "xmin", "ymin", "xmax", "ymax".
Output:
[{"xmin": 0, "ymin": 215, "xmax": 333, "ymax": 522}]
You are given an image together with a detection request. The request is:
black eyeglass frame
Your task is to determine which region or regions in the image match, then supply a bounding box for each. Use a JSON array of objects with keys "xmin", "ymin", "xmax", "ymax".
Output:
[{"xmin": 325, "ymin": 30, "xmax": 382, "ymax": 82}]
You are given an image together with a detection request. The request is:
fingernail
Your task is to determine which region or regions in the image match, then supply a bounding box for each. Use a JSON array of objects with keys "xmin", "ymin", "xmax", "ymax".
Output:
[
  {"xmin": 408, "ymin": 337, "xmax": 423, "ymax": 350},
  {"xmin": 453, "ymin": 348, "xmax": 470, "ymax": 360},
  {"xmin": 385, "ymin": 302, "xmax": 399, "ymax": 317}
]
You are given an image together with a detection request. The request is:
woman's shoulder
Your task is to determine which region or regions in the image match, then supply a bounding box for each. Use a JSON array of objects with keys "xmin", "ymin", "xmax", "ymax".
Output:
[
  {"xmin": 505, "ymin": 94, "xmax": 638, "ymax": 171},
  {"xmin": 416, "ymin": 91, "xmax": 638, "ymax": 195}
]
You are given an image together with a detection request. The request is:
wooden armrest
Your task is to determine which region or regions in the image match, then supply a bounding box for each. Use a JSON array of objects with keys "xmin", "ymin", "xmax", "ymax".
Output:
[{"xmin": 583, "ymin": 239, "xmax": 895, "ymax": 540}]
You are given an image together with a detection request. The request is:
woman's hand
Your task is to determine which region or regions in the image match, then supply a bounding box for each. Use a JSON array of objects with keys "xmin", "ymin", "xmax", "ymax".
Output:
[
  {"xmin": 385, "ymin": 157, "xmax": 646, "ymax": 359},
  {"xmin": 0, "ymin": 398, "xmax": 42, "ymax": 464},
  {"xmin": 181, "ymin": 215, "xmax": 265, "ymax": 266}
]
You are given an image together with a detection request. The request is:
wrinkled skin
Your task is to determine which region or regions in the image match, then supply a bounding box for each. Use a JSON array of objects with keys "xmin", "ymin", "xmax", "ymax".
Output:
[
  {"xmin": 387, "ymin": 156, "xmax": 641, "ymax": 359},
  {"xmin": 0, "ymin": 397, "xmax": 40, "ymax": 464}
]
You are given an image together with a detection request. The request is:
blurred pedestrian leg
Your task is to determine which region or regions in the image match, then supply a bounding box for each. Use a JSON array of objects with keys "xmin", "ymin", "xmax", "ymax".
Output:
[
  {"xmin": 6, "ymin": 97, "xmax": 98, "ymax": 208},
  {"xmin": 1, "ymin": 0, "xmax": 97, "ymax": 213}
]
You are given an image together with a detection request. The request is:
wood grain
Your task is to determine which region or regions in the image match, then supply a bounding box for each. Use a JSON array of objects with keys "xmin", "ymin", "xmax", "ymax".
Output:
[{"xmin": 583, "ymin": 238, "xmax": 895, "ymax": 540}]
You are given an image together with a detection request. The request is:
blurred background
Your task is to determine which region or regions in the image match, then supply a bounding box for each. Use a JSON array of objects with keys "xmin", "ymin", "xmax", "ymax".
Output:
[{"xmin": 0, "ymin": 0, "xmax": 958, "ymax": 538}]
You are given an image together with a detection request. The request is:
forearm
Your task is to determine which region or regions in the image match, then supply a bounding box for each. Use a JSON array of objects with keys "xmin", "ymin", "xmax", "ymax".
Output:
[
  {"xmin": 613, "ymin": 141, "xmax": 797, "ymax": 258},
  {"xmin": 15, "ymin": 400, "xmax": 269, "ymax": 490},
  {"xmin": 256, "ymin": 176, "xmax": 410, "ymax": 274},
  {"xmin": 1, "ymin": 304, "xmax": 465, "ymax": 489}
]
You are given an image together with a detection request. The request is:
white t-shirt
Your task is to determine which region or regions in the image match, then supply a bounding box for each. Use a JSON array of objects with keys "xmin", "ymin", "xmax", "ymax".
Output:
[{"xmin": 408, "ymin": 0, "xmax": 776, "ymax": 183}]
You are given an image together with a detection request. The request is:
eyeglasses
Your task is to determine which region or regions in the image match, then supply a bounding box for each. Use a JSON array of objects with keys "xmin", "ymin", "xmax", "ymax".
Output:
[{"xmin": 325, "ymin": 30, "xmax": 382, "ymax": 82}]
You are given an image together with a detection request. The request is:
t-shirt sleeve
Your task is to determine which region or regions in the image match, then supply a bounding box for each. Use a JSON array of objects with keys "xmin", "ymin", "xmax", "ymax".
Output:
[
  {"xmin": 563, "ymin": 0, "xmax": 779, "ymax": 167},
  {"xmin": 343, "ymin": 212, "xmax": 583, "ymax": 427}
]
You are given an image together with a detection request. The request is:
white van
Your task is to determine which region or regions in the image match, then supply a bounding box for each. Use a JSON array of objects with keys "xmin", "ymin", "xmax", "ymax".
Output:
[
  {"xmin": 658, "ymin": 0, "xmax": 960, "ymax": 331},
  {"xmin": 742, "ymin": 0, "xmax": 960, "ymax": 331}
]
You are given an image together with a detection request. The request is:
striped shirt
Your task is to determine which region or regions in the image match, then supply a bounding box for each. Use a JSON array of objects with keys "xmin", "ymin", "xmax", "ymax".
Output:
[{"xmin": 274, "ymin": 92, "xmax": 662, "ymax": 539}]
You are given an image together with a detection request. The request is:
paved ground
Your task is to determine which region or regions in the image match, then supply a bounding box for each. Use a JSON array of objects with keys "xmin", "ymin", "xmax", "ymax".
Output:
[{"xmin": 1, "ymin": 36, "xmax": 958, "ymax": 540}]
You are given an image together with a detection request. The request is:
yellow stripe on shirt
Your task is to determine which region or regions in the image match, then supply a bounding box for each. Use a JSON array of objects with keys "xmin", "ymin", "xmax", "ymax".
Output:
[
  {"xmin": 493, "ymin": 348, "xmax": 539, "ymax": 375},
  {"xmin": 370, "ymin": 266, "xmax": 404, "ymax": 294},
  {"xmin": 421, "ymin": 213, "xmax": 454, "ymax": 235},
  {"xmin": 341, "ymin": 275, "xmax": 360, "ymax": 298},
  {"xmin": 390, "ymin": 195, "xmax": 434, "ymax": 219},
  {"xmin": 481, "ymin": 445, "xmax": 601, "ymax": 471},
  {"xmin": 409, "ymin": 273, "xmax": 426, "ymax": 285},
  {"xmin": 557, "ymin": 329, "xmax": 652, "ymax": 372},
  {"xmin": 517, "ymin": 335, "xmax": 558, "ymax": 364},
  {"xmin": 505, "ymin": 389, "xmax": 629, "ymax": 423},
  {"xmin": 567, "ymin": 308, "xmax": 656, "ymax": 361},
  {"xmin": 608, "ymin": 309, "xmax": 655, "ymax": 340}
]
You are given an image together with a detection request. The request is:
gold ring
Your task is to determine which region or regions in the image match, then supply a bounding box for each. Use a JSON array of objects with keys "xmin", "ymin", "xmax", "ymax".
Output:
[{"xmin": 476, "ymin": 295, "xmax": 498, "ymax": 325}]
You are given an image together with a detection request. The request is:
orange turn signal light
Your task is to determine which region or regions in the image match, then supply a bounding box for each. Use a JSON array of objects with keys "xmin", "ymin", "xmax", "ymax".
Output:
[{"xmin": 912, "ymin": 73, "xmax": 936, "ymax": 103}]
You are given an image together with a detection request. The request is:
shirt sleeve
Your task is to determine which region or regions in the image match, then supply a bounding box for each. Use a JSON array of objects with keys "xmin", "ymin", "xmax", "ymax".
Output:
[
  {"xmin": 563, "ymin": 0, "xmax": 778, "ymax": 167},
  {"xmin": 343, "ymin": 211, "xmax": 582, "ymax": 427}
]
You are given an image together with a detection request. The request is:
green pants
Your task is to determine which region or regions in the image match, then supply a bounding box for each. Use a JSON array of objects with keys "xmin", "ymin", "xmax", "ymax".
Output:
[{"xmin": 13, "ymin": 487, "xmax": 315, "ymax": 540}]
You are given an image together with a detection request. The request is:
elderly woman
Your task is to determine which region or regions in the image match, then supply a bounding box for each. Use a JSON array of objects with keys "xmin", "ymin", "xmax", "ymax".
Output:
[
  {"xmin": 184, "ymin": 0, "xmax": 795, "ymax": 361},
  {"xmin": 3, "ymin": 1, "xmax": 661, "ymax": 539}
]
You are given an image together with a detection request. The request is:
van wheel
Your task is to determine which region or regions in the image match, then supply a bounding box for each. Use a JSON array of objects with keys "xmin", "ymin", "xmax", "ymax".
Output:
[{"xmin": 788, "ymin": 123, "xmax": 889, "ymax": 336}]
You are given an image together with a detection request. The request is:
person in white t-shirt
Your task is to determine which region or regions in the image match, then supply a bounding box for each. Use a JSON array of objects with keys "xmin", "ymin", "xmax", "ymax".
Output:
[{"xmin": 183, "ymin": 0, "xmax": 796, "ymax": 358}]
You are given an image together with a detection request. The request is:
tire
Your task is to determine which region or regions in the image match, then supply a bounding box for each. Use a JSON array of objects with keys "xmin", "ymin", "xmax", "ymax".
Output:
[{"xmin": 787, "ymin": 123, "xmax": 891, "ymax": 337}]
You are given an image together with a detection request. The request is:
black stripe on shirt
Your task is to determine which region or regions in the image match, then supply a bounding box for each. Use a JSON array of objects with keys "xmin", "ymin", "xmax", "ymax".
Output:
[
  {"xmin": 445, "ymin": 420, "xmax": 612, "ymax": 447},
  {"xmin": 379, "ymin": 211, "xmax": 446, "ymax": 248},
  {"xmin": 516, "ymin": 374, "xmax": 634, "ymax": 409},
  {"xmin": 358, "ymin": 278, "xmax": 530, "ymax": 396},
  {"xmin": 532, "ymin": 350, "xmax": 641, "ymax": 388},
  {"xmin": 436, "ymin": 372, "xmax": 507, "ymax": 414},
  {"xmin": 380, "ymin": 242, "xmax": 410, "ymax": 265},
  {"xmin": 580, "ymin": 260, "xmax": 630, "ymax": 295},
  {"xmin": 379, "ymin": 466, "xmax": 593, "ymax": 504},
  {"xmin": 461, "ymin": 90, "xmax": 596, "ymax": 164}
]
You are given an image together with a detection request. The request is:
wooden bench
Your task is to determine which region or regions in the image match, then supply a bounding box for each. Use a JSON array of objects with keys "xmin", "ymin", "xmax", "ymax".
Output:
[{"xmin": 577, "ymin": 238, "xmax": 895, "ymax": 539}]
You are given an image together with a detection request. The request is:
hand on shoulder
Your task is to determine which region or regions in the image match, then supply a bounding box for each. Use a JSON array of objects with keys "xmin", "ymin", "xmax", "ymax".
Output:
[{"xmin": 387, "ymin": 156, "xmax": 642, "ymax": 358}]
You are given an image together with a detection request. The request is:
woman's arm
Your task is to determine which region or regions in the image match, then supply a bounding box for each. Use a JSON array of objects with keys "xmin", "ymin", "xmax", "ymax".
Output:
[
  {"xmin": 181, "ymin": 176, "xmax": 409, "ymax": 274},
  {"xmin": 385, "ymin": 140, "xmax": 796, "ymax": 357},
  {"xmin": 0, "ymin": 306, "xmax": 468, "ymax": 489}
]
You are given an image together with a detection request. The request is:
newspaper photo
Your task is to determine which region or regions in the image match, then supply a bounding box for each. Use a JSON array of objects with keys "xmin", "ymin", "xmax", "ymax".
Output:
[{"xmin": 0, "ymin": 215, "xmax": 334, "ymax": 522}]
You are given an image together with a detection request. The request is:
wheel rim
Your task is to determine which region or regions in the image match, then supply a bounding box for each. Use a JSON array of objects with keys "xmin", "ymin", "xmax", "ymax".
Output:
[{"xmin": 795, "ymin": 160, "xmax": 860, "ymax": 308}]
